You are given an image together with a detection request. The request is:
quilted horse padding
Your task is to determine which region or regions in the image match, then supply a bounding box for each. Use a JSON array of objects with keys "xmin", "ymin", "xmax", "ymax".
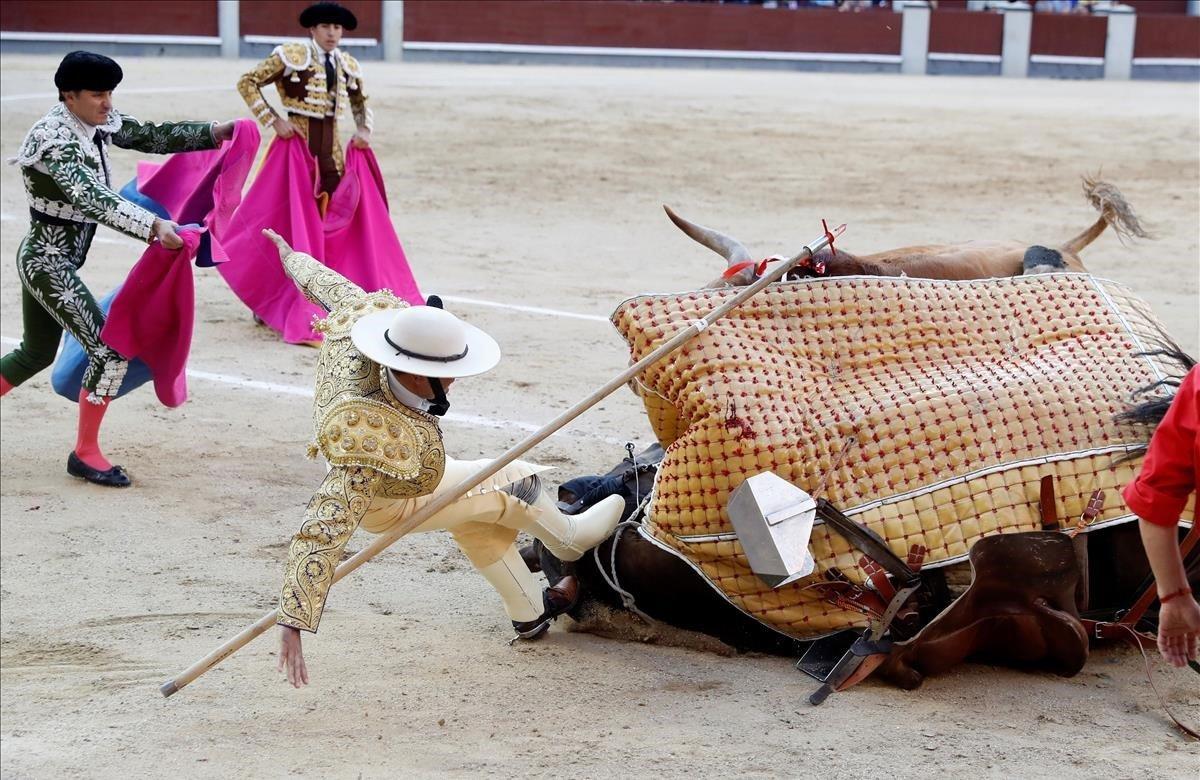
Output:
[{"xmin": 612, "ymin": 273, "xmax": 1193, "ymax": 640}]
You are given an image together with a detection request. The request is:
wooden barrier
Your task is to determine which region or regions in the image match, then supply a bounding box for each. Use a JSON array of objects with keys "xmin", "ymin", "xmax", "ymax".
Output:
[
  {"xmin": 404, "ymin": 0, "xmax": 902, "ymax": 55},
  {"xmin": 929, "ymin": 8, "xmax": 1003, "ymax": 56},
  {"xmin": 1134, "ymin": 13, "xmax": 1200, "ymax": 59},
  {"xmin": 1030, "ymin": 11, "xmax": 1106, "ymax": 58},
  {"xmin": 0, "ymin": 0, "xmax": 217, "ymax": 35}
]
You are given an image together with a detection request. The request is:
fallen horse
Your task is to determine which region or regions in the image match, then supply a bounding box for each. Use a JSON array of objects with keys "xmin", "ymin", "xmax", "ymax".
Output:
[{"xmin": 530, "ymin": 270, "xmax": 1197, "ymax": 705}]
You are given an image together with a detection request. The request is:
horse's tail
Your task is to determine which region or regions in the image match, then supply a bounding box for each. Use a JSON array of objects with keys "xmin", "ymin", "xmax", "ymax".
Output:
[
  {"xmin": 1114, "ymin": 344, "xmax": 1196, "ymax": 432},
  {"xmin": 1059, "ymin": 176, "xmax": 1151, "ymax": 257}
]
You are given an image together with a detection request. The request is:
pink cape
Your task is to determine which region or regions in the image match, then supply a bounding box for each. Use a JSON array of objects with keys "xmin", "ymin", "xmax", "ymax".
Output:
[
  {"xmin": 99, "ymin": 119, "xmax": 260, "ymax": 407},
  {"xmin": 137, "ymin": 119, "xmax": 261, "ymax": 265},
  {"xmin": 101, "ymin": 230, "xmax": 203, "ymax": 408},
  {"xmin": 218, "ymin": 136, "xmax": 422, "ymax": 343}
]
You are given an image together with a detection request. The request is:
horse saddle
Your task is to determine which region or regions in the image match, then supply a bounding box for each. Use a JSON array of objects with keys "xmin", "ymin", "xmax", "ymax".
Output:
[{"xmin": 877, "ymin": 531, "xmax": 1088, "ymax": 690}]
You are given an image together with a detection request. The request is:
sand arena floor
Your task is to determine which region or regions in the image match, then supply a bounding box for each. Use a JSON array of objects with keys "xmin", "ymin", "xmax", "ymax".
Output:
[{"xmin": 1, "ymin": 55, "xmax": 1198, "ymax": 777}]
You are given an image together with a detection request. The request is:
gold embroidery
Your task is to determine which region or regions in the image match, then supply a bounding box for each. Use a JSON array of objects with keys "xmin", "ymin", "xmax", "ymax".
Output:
[
  {"xmin": 278, "ymin": 466, "xmax": 379, "ymax": 632},
  {"xmin": 236, "ymin": 52, "xmax": 285, "ymax": 128},
  {"xmin": 317, "ymin": 397, "xmax": 444, "ymax": 492}
]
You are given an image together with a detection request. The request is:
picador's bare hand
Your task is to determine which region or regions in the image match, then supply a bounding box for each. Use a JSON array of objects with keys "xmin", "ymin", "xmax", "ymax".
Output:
[
  {"xmin": 277, "ymin": 625, "xmax": 309, "ymax": 688},
  {"xmin": 262, "ymin": 228, "xmax": 294, "ymax": 259}
]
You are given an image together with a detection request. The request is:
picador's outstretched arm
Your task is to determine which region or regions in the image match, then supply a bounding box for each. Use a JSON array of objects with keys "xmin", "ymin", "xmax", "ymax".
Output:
[{"xmin": 262, "ymin": 228, "xmax": 366, "ymax": 312}]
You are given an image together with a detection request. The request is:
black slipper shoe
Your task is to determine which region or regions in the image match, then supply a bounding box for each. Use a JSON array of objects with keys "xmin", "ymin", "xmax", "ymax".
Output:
[{"xmin": 67, "ymin": 452, "xmax": 131, "ymax": 487}]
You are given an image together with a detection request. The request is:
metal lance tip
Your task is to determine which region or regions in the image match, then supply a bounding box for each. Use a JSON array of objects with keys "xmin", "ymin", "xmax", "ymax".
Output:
[{"xmin": 160, "ymin": 680, "xmax": 179, "ymax": 698}]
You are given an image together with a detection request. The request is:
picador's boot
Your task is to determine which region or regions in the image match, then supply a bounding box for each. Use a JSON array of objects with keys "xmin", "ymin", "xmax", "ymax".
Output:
[
  {"xmin": 511, "ymin": 576, "xmax": 580, "ymax": 640},
  {"xmin": 524, "ymin": 491, "xmax": 624, "ymax": 562}
]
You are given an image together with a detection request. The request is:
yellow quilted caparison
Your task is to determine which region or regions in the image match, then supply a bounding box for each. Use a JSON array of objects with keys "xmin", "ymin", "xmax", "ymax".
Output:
[{"xmin": 612, "ymin": 274, "xmax": 1193, "ymax": 639}]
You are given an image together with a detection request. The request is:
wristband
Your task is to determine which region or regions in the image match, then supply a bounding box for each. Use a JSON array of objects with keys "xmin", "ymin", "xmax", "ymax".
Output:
[{"xmin": 1159, "ymin": 587, "xmax": 1193, "ymax": 605}]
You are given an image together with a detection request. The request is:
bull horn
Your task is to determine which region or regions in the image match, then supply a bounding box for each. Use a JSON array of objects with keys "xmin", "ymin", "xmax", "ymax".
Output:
[{"xmin": 663, "ymin": 204, "xmax": 753, "ymax": 267}]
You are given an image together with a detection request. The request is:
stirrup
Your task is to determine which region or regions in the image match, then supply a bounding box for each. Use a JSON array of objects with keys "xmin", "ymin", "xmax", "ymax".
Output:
[{"xmin": 508, "ymin": 577, "xmax": 578, "ymax": 644}]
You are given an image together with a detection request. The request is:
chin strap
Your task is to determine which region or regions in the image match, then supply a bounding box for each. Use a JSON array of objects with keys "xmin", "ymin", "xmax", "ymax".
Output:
[
  {"xmin": 427, "ymin": 377, "xmax": 450, "ymax": 417},
  {"xmin": 420, "ymin": 296, "xmax": 452, "ymax": 416}
]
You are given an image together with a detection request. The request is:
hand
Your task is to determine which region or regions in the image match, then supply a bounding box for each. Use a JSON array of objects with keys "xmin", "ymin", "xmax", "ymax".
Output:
[
  {"xmin": 351, "ymin": 128, "xmax": 371, "ymax": 149},
  {"xmin": 262, "ymin": 228, "xmax": 294, "ymax": 260},
  {"xmin": 212, "ymin": 120, "xmax": 236, "ymax": 143},
  {"xmin": 1157, "ymin": 595, "xmax": 1200, "ymax": 668},
  {"xmin": 278, "ymin": 625, "xmax": 310, "ymax": 688},
  {"xmin": 152, "ymin": 218, "xmax": 183, "ymax": 250},
  {"xmin": 273, "ymin": 117, "xmax": 299, "ymax": 139}
]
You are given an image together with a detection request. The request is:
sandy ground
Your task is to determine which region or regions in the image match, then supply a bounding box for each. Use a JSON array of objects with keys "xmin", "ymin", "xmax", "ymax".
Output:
[{"xmin": 1, "ymin": 55, "xmax": 1198, "ymax": 778}]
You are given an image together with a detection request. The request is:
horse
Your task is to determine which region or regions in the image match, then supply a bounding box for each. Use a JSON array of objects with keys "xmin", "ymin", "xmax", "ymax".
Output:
[
  {"xmin": 525, "ymin": 269, "xmax": 1195, "ymax": 696},
  {"xmin": 668, "ymin": 176, "xmax": 1149, "ymax": 288}
]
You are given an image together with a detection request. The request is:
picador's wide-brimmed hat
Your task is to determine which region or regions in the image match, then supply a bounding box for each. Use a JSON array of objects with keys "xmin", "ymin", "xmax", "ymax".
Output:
[
  {"xmin": 352, "ymin": 304, "xmax": 501, "ymax": 378},
  {"xmin": 299, "ymin": 1, "xmax": 358, "ymax": 30},
  {"xmin": 54, "ymin": 51, "xmax": 123, "ymax": 93}
]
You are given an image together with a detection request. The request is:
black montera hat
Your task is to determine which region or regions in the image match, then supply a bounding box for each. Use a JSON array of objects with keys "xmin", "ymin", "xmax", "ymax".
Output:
[
  {"xmin": 54, "ymin": 51, "xmax": 123, "ymax": 93},
  {"xmin": 299, "ymin": 2, "xmax": 358, "ymax": 31}
]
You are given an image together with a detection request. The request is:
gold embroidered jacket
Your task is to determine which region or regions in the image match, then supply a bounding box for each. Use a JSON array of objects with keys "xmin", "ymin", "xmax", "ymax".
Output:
[
  {"xmin": 237, "ymin": 41, "xmax": 372, "ymax": 133},
  {"xmin": 277, "ymin": 251, "xmax": 444, "ymax": 632}
]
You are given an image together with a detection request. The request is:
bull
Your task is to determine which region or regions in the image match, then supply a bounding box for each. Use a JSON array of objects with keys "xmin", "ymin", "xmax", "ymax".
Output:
[{"xmin": 668, "ymin": 177, "xmax": 1148, "ymax": 287}]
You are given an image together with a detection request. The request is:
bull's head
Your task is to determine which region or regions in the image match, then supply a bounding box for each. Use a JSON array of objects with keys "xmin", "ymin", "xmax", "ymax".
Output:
[
  {"xmin": 664, "ymin": 205, "xmax": 759, "ymax": 289},
  {"xmin": 666, "ymin": 205, "xmax": 821, "ymax": 289}
]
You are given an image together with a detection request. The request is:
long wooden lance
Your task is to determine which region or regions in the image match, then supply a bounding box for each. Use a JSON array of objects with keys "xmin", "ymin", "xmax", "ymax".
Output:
[{"xmin": 160, "ymin": 221, "xmax": 846, "ymax": 697}]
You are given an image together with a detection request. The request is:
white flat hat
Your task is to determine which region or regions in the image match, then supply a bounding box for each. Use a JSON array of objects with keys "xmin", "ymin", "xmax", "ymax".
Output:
[{"xmin": 351, "ymin": 305, "xmax": 501, "ymax": 378}]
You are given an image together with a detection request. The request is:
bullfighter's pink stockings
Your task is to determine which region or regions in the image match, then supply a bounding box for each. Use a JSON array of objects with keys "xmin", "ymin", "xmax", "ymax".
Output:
[{"xmin": 75, "ymin": 388, "xmax": 114, "ymax": 471}]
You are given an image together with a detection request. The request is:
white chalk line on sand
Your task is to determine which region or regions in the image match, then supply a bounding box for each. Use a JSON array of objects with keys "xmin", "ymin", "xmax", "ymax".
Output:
[
  {"xmin": 0, "ymin": 215, "xmax": 613, "ymax": 321},
  {"xmin": 0, "ymin": 337, "xmax": 629, "ymax": 445},
  {"xmin": 439, "ymin": 295, "xmax": 609, "ymax": 323}
]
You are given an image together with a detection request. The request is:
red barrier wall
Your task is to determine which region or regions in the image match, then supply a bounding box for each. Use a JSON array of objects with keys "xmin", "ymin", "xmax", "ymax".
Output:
[
  {"xmin": 1123, "ymin": 1, "xmax": 1189, "ymax": 12},
  {"xmin": 1134, "ymin": 13, "xmax": 1200, "ymax": 59},
  {"xmin": 0, "ymin": 0, "xmax": 217, "ymax": 35},
  {"xmin": 404, "ymin": 0, "xmax": 902, "ymax": 55},
  {"xmin": 1031, "ymin": 11, "xmax": 1106, "ymax": 57},
  {"xmin": 240, "ymin": 0, "xmax": 381, "ymax": 39},
  {"xmin": 929, "ymin": 9, "xmax": 1002, "ymax": 56}
]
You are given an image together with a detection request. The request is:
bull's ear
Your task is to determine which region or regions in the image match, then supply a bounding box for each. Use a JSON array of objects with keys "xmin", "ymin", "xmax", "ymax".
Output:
[{"xmin": 663, "ymin": 205, "xmax": 753, "ymax": 268}]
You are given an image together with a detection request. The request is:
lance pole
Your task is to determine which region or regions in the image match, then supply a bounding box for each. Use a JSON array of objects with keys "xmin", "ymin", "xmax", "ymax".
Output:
[{"xmin": 160, "ymin": 221, "xmax": 845, "ymax": 697}]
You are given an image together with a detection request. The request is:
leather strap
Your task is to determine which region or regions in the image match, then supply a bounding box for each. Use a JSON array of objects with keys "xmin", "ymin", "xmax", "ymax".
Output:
[
  {"xmin": 1040, "ymin": 475, "xmax": 1059, "ymax": 531},
  {"xmin": 809, "ymin": 501, "xmax": 923, "ymax": 705},
  {"xmin": 1069, "ymin": 489, "xmax": 1105, "ymax": 538},
  {"xmin": 1115, "ymin": 623, "xmax": 1200, "ymax": 740},
  {"xmin": 1123, "ymin": 520, "xmax": 1200, "ymax": 628},
  {"xmin": 816, "ymin": 500, "xmax": 921, "ymax": 587},
  {"xmin": 860, "ymin": 555, "xmax": 897, "ymax": 603}
]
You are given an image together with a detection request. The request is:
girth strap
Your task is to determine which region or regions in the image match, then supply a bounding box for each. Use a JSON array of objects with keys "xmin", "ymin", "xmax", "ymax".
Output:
[
  {"xmin": 808, "ymin": 500, "xmax": 924, "ymax": 705},
  {"xmin": 816, "ymin": 500, "xmax": 922, "ymax": 589}
]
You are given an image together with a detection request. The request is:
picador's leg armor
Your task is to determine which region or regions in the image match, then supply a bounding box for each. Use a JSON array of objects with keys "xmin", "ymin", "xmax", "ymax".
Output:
[{"xmin": 498, "ymin": 475, "xmax": 625, "ymax": 562}]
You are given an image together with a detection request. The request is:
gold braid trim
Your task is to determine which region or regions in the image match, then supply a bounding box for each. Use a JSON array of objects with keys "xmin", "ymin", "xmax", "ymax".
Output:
[
  {"xmin": 237, "ymin": 53, "xmax": 284, "ymax": 127},
  {"xmin": 278, "ymin": 466, "xmax": 379, "ymax": 633}
]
